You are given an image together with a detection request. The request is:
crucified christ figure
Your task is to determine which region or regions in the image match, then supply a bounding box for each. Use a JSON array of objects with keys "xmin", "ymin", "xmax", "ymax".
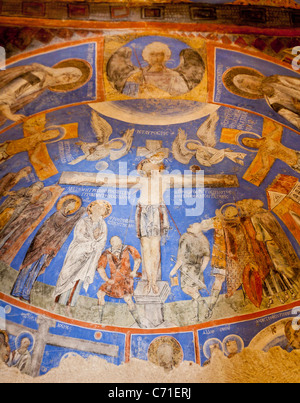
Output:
[{"xmin": 59, "ymin": 160, "xmax": 238, "ymax": 295}]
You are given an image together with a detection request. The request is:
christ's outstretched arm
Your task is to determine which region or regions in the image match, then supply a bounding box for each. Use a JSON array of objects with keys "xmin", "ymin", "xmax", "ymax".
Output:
[{"xmin": 59, "ymin": 171, "xmax": 142, "ymax": 188}]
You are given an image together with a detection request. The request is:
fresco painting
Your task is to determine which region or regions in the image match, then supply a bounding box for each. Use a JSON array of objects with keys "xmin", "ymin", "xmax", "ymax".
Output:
[
  {"xmin": 104, "ymin": 34, "xmax": 207, "ymax": 103},
  {"xmin": 0, "ymin": 32, "xmax": 300, "ymax": 377},
  {"xmin": 208, "ymin": 45, "xmax": 300, "ymax": 132}
]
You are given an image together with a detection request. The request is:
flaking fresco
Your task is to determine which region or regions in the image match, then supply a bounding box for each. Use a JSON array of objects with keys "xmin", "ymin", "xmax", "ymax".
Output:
[{"xmin": 0, "ymin": 28, "xmax": 299, "ymax": 379}]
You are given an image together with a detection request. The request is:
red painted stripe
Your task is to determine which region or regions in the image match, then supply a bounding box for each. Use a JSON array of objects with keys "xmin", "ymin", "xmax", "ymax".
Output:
[{"xmin": 1, "ymin": 292, "xmax": 299, "ymax": 335}]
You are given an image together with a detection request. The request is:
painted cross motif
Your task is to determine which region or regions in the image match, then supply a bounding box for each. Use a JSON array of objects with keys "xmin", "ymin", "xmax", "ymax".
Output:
[
  {"xmin": 221, "ymin": 118, "xmax": 286, "ymax": 187},
  {"xmin": 0, "ymin": 113, "xmax": 79, "ymax": 181}
]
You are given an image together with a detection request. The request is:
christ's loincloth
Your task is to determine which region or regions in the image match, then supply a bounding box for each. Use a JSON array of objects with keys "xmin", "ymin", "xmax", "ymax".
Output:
[{"xmin": 135, "ymin": 202, "xmax": 170, "ymax": 239}]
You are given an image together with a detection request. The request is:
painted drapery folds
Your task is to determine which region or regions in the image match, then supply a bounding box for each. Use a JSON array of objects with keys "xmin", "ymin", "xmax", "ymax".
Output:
[{"xmin": 0, "ymin": 30, "xmax": 300, "ymax": 377}]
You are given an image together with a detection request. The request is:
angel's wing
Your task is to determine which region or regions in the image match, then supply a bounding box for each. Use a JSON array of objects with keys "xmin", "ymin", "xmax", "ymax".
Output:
[
  {"xmin": 91, "ymin": 110, "xmax": 113, "ymax": 144},
  {"xmin": 110, "ymin": 128, "xmax": 134, "ymax": 161},
  {"xmin": 172, "ymin": 128, "xmax": 195, "ymax": 165},
  {"xmin": 196, "ymin": 112, "xmax": 219, "ymax": 148},
  {"xmin": 122, "ymin": 129, "xmax": 134, "ymax": 148}
]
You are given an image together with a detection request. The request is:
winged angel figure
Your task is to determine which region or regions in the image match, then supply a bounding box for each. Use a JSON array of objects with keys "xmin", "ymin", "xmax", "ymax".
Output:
[
  {"xmin": 69, "ymin": 111, "xmax": 134, "ymax": 165},
  {"xmin": 106, "ymin": 43, "xmax": 205, "ymax": 97},
  {"xmin": 172, "ymin": 112, "xmax": 246, "ymax": 167}
]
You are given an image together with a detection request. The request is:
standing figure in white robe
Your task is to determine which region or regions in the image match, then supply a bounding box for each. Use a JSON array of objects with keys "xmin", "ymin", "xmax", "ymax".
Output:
[{"xmin": 54, "ymin": 200, "xmax": 110, "ymax": 309}]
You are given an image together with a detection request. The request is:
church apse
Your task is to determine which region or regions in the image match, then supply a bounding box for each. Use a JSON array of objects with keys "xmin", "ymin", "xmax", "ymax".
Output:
[{"xmin": 0, "ymin": 24, "xmax": 300, "ymax": 378}]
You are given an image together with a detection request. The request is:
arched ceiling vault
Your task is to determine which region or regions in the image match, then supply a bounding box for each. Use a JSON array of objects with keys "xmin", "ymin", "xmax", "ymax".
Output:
[{"xmin": 0, "ymin": 1, "xmax": 300, "ymax": 381}]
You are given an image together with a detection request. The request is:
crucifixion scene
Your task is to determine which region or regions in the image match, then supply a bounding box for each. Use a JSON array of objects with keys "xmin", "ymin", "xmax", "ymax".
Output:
[{"xmin": 0, "ymin": 30, "xmax": 300, "ymax": 379}]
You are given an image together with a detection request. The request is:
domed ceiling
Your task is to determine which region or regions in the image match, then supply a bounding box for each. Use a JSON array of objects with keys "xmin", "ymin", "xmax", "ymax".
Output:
[{"xmin": 0, "ymin": 13, "xmax": 300, "ymax": 377}]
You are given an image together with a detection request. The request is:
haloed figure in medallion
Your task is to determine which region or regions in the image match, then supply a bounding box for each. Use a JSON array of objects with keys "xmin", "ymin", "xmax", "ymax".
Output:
[
  {"xmin": 223, "ymin": 67, "xmax": 300, "ymax": 130},
  {"xmin": 0, "ymin": 59, "xmax": 91, "ymax": 125}
]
